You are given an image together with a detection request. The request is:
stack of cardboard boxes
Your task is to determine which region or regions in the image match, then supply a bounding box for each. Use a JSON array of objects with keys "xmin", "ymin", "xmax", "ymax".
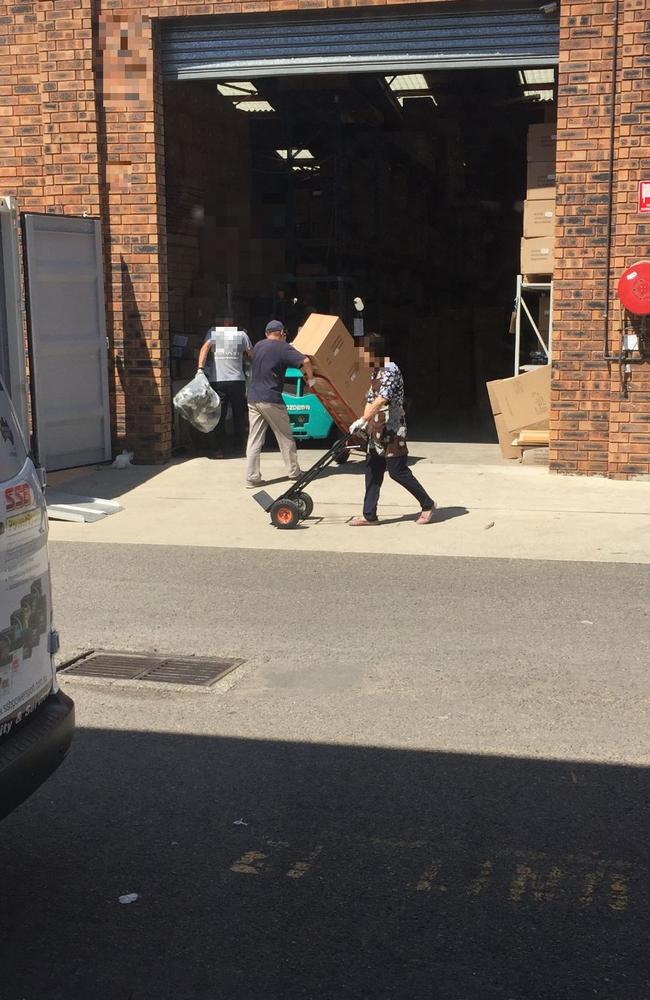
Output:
[
  {"xmin": 520, "ymin": 123, "xmax": 557, "ymax": 277},
  {"xmin": 292, "ymin": 314, "xmax": 372, "ymax": 428}
]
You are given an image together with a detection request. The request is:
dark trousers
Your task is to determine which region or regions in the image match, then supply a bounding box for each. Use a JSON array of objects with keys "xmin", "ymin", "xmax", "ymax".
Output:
[
  {"xmin": 210, "ymin": 380, "xmax": 248, "ymax": 454},
  {"xmin": 363, "ymin": 451, "xmax": 434, "ymax": 521}
]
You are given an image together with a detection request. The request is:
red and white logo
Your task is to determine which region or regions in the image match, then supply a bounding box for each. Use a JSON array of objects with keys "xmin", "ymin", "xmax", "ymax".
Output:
[
  {"xmin": 5, "ymin": 483, "xmax": 32, "ymax": 512},
  {"xmin": 639, "ymin": 181, "xmax": 650, "ymax": 214}
]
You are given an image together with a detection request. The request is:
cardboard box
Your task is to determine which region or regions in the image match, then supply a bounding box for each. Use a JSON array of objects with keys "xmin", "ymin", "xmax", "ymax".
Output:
[
  {"xmin": 292, "ymin": 313, "xmax": 372, "ymax": 416},
  {"xmin": 488, "ymin": 365, "xmax": 551, "ymax": 434},
  {"xmin": 486, "ymin": 378, "xmax": 523, "ymax": 460},
  {"xmin": 521, "ymin": 236, "xmax": 555, "ymax": 275},
  {"xmin": 527, "ymin": 123, "xmax": 557, "ymax": 162},
  {"xmin": 523, "ymin": 198, "xmax": 556, "ymax": 238},
  {"xmin": 526, "ymin": 161, "xmax": 557, "ymax": 200}
]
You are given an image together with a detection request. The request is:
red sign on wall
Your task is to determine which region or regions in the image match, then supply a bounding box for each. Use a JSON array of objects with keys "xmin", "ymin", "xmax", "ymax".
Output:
[{"xmin": 639, "ymin": 181, "xmax": 650, "ymax": 214}]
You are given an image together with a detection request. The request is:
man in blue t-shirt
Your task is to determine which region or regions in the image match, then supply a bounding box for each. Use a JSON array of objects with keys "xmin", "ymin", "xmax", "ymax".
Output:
[{"xmin": 245, "ymin": 320, "xmax": 314, "ymax": 487}]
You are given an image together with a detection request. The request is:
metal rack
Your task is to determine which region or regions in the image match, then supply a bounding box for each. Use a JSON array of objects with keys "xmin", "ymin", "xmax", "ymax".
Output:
[{"xmin": 514, "ymin": 275, "xmax": 553, "ymax": 375}]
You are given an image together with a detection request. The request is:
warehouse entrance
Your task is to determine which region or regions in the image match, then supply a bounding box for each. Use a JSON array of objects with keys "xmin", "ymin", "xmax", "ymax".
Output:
[{"xmin": 161, "ymin": 6, "xmax": 559, "ymax": 443}]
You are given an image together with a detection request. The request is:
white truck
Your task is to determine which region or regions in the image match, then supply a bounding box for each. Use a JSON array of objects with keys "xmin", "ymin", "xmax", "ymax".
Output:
[{"xmin": 0, "ymin": 200, "xmax": 74, "ymax": 818}]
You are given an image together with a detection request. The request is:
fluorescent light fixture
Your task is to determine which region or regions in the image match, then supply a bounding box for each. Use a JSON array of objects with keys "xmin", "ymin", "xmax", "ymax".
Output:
[
  {"xmin": 397, "ymin": 95, "xmax": 438, "ymax": 107},
  {"xmin": 217, "ymin": 81, "xmax": 258, "ymax": 97},
  {"xmin": 234, "ymin": 100, "xmax": 275, "ymax": 113},
  {"xmin": 385, "ymin": 73, "xmax": 429, "ymax": 92},
  {"xmin": 276, "ymin": 148, "xmax": 315, "ymax": 160},
  {"xmin": 523, "ymin": 88, "xmax": 554, "ymax": 102},
  {"xmin": 386, "ymin": 74, "xmax": 437, "ymax": 107},
  {"xmin": 217, "ymin": 82, "xmax": 276, "ymax": 112},
  {"xmin": 518, "ymin": 68, "xmax": 555, "ymax": 86}
]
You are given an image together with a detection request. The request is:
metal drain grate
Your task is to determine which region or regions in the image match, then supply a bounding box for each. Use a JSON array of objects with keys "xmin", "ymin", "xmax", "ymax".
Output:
[{"xmin": 60, "ymin": 651, "xmax": 244, "ymax": 687}]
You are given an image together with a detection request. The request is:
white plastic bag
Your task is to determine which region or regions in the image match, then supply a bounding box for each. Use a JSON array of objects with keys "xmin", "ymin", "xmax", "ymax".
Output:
[
  {"xmin": 173, "ymin": 371, "xmax": 221, "ymax": 433},
  {"xmin": 112, "ymin": 449, "xmax": 133, "ymax": 469}
]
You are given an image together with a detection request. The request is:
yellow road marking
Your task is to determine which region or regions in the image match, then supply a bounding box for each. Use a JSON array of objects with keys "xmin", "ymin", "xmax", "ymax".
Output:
[
  {"xmin": 287, "ymin": 846, "xmax": 324, "ymax": 880},
  {"xmin": 230, "ymin": 851, "xmax": 269, "ymax": 875},
  {"xmin": 227, "ymin": 836, "xmax": 635, "ymax": 911},
  {"xmin": 609, "ymin": 875, "xmax": 629, "ymax": 912},
  {"xmin": 467, "ymin": 860, "xmax": 494, "ymax": 897},
  {"xmin": 415, "ymin": 863, "xmax": 445, "ymax": 892},
  {"xmin": 509, "ymin": 864, "xmax": 564, "ymax": 903},
  {"xmin": 579, "ymin": 870, "xmax": 604, "ymax": 907}
]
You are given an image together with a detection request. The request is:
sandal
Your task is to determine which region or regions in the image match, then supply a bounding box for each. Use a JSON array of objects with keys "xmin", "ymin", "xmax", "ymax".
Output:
[
  {"xmin": 416, "ymin": 505, "xmax": 438, "ymax": 525},
  {"xmin": 349, "ymin": 516, "xmax": 378, "ymax": 526}
]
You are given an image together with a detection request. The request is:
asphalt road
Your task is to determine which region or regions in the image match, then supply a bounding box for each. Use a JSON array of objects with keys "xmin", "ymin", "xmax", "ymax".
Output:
[{"xmin": 1, "ymin": 543, "xmax": 648, "ymax": 1000}]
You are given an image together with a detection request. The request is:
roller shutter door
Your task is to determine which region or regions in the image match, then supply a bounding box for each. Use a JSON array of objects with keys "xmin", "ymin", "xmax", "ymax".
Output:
[{"xmin": 161, "ymin": 5, "xmax": 559, "ymax": 81}]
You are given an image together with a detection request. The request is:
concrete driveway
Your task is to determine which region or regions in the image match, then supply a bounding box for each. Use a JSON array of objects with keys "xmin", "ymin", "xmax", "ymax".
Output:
[{"xmin": 47, "ymin": 442, "xmax": 650, "ymax": 563}]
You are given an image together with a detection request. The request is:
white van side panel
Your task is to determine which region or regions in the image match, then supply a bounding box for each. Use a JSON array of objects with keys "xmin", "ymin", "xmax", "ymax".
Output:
[{"xmin": 0, "ymin": 384, "xmax": 53, "ymax": 734}]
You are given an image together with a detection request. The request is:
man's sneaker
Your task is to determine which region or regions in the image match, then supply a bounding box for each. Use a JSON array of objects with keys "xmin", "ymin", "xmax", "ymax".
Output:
[
  {"xmin": 287, "ymin": 471, "xmax": 303, "ymax": 481},
  {"xmin": 245, "ymin": 479, "xmax": 264, "ymax": 489}
]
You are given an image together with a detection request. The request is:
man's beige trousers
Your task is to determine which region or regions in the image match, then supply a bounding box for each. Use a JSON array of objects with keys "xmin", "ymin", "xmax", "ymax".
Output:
[{"xmin": 246, "ymin": 402, "xmax": 301, "ymax": 482}]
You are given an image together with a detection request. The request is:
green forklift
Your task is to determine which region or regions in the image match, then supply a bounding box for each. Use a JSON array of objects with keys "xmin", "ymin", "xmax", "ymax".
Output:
[{"xmin": 282, "ymin": 367, "xmax": 336, "ymax": 442}]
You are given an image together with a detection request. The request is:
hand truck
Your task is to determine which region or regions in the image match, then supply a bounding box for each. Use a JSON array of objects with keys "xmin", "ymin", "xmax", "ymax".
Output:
[{"xmin": 251, "ymin": 434, "xmax": 361, "ymax": 529}]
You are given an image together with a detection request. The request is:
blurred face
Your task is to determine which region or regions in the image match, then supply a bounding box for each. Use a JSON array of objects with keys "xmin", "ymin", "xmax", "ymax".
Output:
[{"xmin": 357, "ymin": 342, "xmax": 384, "ymax": 368}]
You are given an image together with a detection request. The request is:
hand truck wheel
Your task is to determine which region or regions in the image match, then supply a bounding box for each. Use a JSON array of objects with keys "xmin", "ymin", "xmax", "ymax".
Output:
[
  {"xmin": 294, "ymin": 491, "xmax": 314, "ymax": 519},
  {"xmin": 333, "ymin": 448, "xmax": 350, "ymax": 465},
  {"xmin": 270, "ymin": 498, "xmax": 301, "ymax": 529}
]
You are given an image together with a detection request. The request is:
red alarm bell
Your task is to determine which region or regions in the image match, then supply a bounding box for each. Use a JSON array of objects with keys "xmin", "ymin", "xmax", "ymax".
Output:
[{"xmin": 617, "ymin": 261, "xmax": 650, "ymax": 316}]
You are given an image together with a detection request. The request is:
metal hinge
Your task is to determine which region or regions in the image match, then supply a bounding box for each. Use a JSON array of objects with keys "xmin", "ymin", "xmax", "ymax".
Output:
[{"xmin": 49, "ymin": 629, "xmax": 60, "ymax": 655}]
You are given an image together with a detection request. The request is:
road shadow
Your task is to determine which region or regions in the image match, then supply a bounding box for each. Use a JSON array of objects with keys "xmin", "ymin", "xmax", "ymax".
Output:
[
  {"xmin": 1, "ymin": 729, "xmax": 648, "ymax": 1000},
  {"xmin": 433, "ymin": 505, "xmax": 470, "ymax": 524}
]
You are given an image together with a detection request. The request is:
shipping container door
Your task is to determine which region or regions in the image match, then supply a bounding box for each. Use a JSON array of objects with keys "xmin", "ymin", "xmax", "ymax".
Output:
[{"xmin": 22, "ymin": 214, "xmax": 111, "ymax": 471}]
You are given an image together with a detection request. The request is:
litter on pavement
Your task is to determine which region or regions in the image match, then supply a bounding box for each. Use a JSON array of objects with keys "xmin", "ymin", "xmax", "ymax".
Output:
[{"xmin": 112, "ymin": 450, "xmax": 134, "ymax": 469}]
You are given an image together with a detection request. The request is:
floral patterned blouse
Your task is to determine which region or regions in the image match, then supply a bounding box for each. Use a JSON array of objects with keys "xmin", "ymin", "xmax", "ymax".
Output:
[{"xmin": 366, "ymin": 362, "xmax": 408, "ymax": 458}]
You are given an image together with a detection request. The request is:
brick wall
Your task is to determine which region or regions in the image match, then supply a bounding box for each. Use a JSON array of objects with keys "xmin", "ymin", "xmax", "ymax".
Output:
[
  {"xmin": 2, "ymin": 0, "xmax": 649, "ymax": 472},
  {"xmin": 1, "ymin": 2, "xmax": 98, "ymax": 214},
  {"xmin": 552, "ymin": 0, "xmax": 650, "ymax": 478}
]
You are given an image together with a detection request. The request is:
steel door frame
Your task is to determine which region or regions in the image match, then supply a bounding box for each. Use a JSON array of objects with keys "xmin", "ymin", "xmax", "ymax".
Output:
[{"xmin": 0, "ymin": 197, "xmax": 29, "ymax": 443}]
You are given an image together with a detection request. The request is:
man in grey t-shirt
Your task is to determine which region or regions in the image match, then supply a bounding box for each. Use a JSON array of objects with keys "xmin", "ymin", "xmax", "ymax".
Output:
[{"xmin": 198, "ymin": 325, "xmax": 252, "ymax": 456}]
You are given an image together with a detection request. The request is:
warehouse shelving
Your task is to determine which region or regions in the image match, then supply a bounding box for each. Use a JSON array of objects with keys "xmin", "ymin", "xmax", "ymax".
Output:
[{"xmin": 513, "ymin": 275, "xmax": 553, "ymax": 375}]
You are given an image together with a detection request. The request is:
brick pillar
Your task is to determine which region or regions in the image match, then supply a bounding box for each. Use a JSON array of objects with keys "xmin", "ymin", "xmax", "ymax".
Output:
[
  {"xmin": 37, "ymin": 0, "xmax": 100, "ymax": 218},
  {"xmin": 1, "ymin": 0, "xmax": 101, "ymax": 216},
  {"xmin": 0, "ymin": 1, "xmax": 43, "ymax": 212},
  {"xmin": 606, "ymin": 0, "xmax": 650, "ymax": 479},
  {"xmin": 552, "ymin": 0, "xmax": 650, "ymax": 478},
  {"xmin": 97, "ymin": 11, "xmax": 171, "ymax": 464}
]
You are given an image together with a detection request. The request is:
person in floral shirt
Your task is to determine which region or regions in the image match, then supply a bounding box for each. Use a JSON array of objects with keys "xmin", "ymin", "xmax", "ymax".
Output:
[{"xmin": 349, "ymin": 335, "xmax": 437, "ymax": 526}]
